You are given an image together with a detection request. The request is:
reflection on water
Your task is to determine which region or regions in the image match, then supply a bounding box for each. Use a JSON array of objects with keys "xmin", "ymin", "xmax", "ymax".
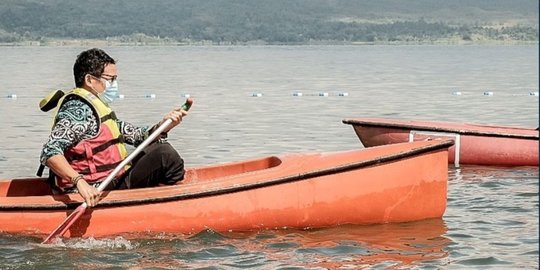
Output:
[
  {"xmin": 0, "ymin": 218, "xmax": 450, "ymax": 269},
  {"xmin": 265, "ymin": 219, "xmax": 451, "ymax": 269}
]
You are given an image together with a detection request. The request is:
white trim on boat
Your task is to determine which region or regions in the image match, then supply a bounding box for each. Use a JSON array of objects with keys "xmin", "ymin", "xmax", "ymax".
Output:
[{"xmin": 409, "ymin": 130, "xmax": 461, "ymax": 167}]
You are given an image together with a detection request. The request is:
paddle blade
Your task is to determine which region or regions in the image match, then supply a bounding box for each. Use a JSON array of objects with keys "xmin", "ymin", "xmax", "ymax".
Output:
[{"xmin": 42, "ymin": 205, "xmax": 87, "ymax": 244}]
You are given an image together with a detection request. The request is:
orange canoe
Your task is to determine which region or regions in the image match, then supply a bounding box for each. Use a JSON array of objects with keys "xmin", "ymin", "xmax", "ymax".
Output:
[
  {"xmin": 0, "ymin": 140, "xmax": 452, "ymax": 239},
  {"xmin": 343, "ymin": 118, "xmax": 539, "ymax": 166}
]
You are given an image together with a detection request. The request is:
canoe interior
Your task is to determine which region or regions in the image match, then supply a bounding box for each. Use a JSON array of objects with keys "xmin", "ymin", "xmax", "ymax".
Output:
[{"xmin": 0, "ymin": 156, "xmax": 282, "ymax": 198}]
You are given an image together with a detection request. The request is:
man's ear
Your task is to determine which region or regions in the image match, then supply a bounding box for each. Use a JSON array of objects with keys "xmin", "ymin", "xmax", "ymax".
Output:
[{"xmin": 85, "ymin": 74, "xmax": 92, "ymax": 85}]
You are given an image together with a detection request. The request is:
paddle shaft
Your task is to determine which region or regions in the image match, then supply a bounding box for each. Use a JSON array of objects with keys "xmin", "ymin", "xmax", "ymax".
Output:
[
  {"xmin": 98, "ymin": 98, "xmax": 191, "ymax": 192},
  {"xmin": 102, "ymin": 119, "xmax": 172, "ymax": 193},
  {"xmin": 42, "ymin": 99, "xmax": 192, "ymax": 243}
]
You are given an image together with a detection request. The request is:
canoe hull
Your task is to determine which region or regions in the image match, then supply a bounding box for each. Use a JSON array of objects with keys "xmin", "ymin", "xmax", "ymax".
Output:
[
  {"xmin": 344, "ymin": 118, "xmax": 539, "ymax": 166},
  {"xmin": 0, "ymin": 141, "xmax": 450, "ymax": 238}
]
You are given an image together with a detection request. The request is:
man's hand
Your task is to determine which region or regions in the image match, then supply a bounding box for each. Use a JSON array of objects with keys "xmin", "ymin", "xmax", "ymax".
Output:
[
  {"xmin": 161, "ymin": 107, "xmax": 188, "ymax": 133},
  {"xmin": 76, "ymin": 180, "xmax": 101, "ymax": 207}
]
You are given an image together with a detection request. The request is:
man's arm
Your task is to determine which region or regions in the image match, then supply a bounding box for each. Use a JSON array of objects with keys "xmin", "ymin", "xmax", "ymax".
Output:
[
  {"xmin": 40, "ymin": 97, "xmax": 101, "ymax": 206},
  {"xmin": 46, "ymin": 155, "xmax": 100, "ymax": 207},
  {"xmin": 117, "ymin": 120, "xmax": 150, "ymax": 146}
]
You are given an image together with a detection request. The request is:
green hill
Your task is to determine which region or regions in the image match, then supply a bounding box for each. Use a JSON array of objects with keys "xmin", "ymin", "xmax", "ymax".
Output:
[{"xmin": 0, "ymin": 0, "xmax": 537, "ymax": 45}]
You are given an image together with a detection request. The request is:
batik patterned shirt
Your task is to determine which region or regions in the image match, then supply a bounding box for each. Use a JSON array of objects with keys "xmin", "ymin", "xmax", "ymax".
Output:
[{"xmin": 40, "ymin": 95, "xmax": 150, "ymax": 164}]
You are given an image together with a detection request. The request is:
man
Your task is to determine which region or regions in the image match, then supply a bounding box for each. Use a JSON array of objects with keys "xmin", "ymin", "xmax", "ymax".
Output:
[{"xmin": 40, "ymin": 48, "xmax": 187, "ymax": 207}]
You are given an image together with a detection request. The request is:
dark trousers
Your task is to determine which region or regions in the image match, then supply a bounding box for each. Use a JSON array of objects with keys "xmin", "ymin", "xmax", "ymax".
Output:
[{"xmin": 111, "ymin": 141, "xmax": 185, "ymax": 190}]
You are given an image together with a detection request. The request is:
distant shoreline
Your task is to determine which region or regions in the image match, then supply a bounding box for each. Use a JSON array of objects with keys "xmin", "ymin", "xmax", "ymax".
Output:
[
  {"xmin": 0, "ymin": 39, "xmax": 537, "ymax": 47},
  {"xmin": 1, "ymin": 0, "xmax": 537, "ymax": 49}
]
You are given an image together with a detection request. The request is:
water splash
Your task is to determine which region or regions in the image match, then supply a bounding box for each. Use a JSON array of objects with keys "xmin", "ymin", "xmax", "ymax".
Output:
[{"xmin": 41, "ymin": 236, "xmax": 138, "ymax": 250}]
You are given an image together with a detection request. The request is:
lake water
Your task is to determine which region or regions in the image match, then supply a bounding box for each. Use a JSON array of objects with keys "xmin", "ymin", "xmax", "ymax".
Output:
[{"xmin": 0, "ymin": 45, "xmax": 538, "ymax": 269}]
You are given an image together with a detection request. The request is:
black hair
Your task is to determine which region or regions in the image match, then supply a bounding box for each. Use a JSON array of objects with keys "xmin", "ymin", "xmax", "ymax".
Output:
[{"xmin": 73, "ymin": 48, "xmax": 116, "ymax": 87}]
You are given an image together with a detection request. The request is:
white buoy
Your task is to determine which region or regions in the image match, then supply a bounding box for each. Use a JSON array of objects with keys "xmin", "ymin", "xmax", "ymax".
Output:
[
  {"xmin": 319, "ymin": 92, "xmax": 329, "ymax": 97},
  {"xmin": 6, "ymin": 94, "xmax": 17, "ymax": 99},
  {"xmin": 452, "ymin": 91, "xmax": 462, "ymax": 96},
  {"xmin": 145, "ymin": 94, "xmax": 156, "ymax": 99},
  {"xmin": 483, "ymin": 91, "xmax": 494, "ymax": 96},
  {"xmin": 530, "ymin": 92, "xmax": 539, "ymax": 96},
  {"xmin": 338, "ymin": 92, "xmax": 349, "ymax": 96},
  {"xmin": 293, "ymin": 92, "xmax": 303, "ymax": 96}
]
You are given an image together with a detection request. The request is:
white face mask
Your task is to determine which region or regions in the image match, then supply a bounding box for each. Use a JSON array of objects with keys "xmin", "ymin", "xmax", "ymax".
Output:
[{"xmin": 99, "ymin": 80, "xmax": 119, "ymax": 104}]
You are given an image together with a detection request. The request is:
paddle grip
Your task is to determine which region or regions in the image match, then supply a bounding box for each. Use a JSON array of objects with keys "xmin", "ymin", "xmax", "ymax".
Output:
[{"xmin": 181, "ymin": 97, "xmax": 193, "ymax": 111}]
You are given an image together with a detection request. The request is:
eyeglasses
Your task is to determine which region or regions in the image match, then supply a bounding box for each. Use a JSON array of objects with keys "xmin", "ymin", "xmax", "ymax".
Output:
[{"xmin": 100, "ymin": 73, "xmax": 118, "ymax": 83}]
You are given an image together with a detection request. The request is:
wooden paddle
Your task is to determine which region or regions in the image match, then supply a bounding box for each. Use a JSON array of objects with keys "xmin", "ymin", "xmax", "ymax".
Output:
[{"xmin": 42, "ymin": 97, "xmax": 193, "ymax": 244}]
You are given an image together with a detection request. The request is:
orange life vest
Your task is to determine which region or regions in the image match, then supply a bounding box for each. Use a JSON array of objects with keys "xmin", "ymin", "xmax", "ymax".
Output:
[{"xmin": 53, "ymin": 88, "xmax": 129, "ymax": 190}]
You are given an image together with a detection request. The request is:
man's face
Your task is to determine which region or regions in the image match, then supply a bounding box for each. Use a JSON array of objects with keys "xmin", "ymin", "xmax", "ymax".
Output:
[{"xmin": 87, "ymin": 63, "xmax": 117, "ymax": 93}]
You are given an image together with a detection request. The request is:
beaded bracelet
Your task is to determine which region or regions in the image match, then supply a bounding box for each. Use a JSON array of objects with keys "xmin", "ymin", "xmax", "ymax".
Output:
[{"xmin": 70, "ymin": 175, "xmax": 84, "ymax": 186}]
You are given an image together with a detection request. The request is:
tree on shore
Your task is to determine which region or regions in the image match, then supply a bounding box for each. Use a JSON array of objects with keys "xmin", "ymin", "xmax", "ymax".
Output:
[{"xmin": 0, "ymin": 0, "xmax": 537, "ymax": 44}]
